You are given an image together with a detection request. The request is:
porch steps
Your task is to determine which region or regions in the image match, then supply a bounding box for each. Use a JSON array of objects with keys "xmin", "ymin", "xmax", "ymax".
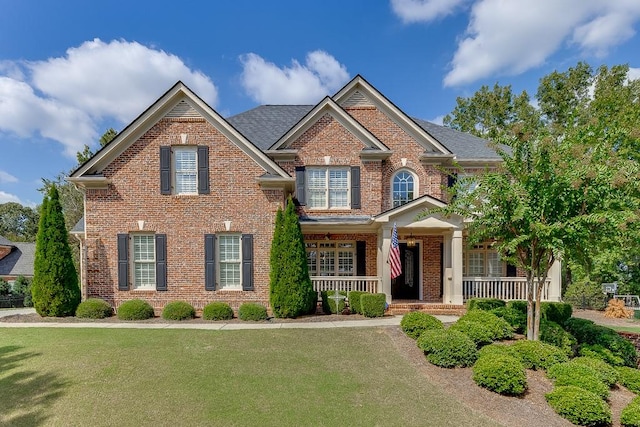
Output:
[{"xmin": 388, "ymin": 302, "xmax": 466, "ymax": 316}]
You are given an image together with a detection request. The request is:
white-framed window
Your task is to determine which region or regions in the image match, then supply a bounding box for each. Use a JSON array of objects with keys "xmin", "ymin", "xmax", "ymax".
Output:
[
  {"xmin": 132, "ymin": 234, "xmax": 155, "ymax": 289},
  {"xmin": 463, "ymin": 243, "xmax": 505, "ymax": 277},
  {"xmin": 306, "ymin": 241, "xmax": 355, "ymax": 276},
  {"xmin": 174, "ymin": 147, "xmax": 197, "ymax": 195},
  {"xmin": 307, "ymin": 167, "xmax": 350, "ymax": 209},
  {"xmin": 218, "ymin": 234, "xmax": 242, "ymax": 289},
  {"xmin": 457, "ymin": 173, "xmax": 479, "ymax": 197},
  {"xmin": 392, "ymin": 170, "xmax": 416, "ymax": 208}
]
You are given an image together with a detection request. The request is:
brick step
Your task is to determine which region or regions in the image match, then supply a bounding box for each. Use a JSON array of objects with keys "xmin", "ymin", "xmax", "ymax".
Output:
[{"xmin": 389, "ymin": 303, "xmax": 466, "ymax": 317}]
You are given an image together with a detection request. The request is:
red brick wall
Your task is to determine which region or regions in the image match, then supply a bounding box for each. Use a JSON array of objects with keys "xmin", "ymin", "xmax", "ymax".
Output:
[
  {"xmin": 84, "ymin": 117, "xmax": 284, "ymax": 313},
  {"xmin": 422, "ymin": 236, "xmax": 443, "ymax": 302},
  {"xmin": 0, "ymin": 246, "xmax": 11, "ymax": 260}
]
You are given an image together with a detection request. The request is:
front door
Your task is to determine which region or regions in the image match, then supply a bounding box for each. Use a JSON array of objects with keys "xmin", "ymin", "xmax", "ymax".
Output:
[{"xmin": 391, "ymin": 243, "xmax": 420, "ymax": 300}]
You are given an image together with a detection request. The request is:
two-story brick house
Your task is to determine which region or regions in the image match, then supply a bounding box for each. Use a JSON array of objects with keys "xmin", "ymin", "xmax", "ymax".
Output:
[{"xmin": 69, "ymin": 75, "xmax": 561, "ymax": 314}]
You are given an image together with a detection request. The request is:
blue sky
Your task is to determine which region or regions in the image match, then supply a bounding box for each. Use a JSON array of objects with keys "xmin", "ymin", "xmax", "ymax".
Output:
[{"xmin": 1, "ymin": 0, "xmax": 639, "ymax": 207}]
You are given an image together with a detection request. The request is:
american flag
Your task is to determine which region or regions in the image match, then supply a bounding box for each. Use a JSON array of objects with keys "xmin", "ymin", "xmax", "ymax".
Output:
[{"xmin": 388, "ymin": 222, "xmax": 402, "ymax": 279}]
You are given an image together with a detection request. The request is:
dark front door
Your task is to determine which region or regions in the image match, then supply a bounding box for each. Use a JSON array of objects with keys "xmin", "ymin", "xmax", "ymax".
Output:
[{"xmin": 391, "ymin": 243, "xmax": 420, "ymax": 300}]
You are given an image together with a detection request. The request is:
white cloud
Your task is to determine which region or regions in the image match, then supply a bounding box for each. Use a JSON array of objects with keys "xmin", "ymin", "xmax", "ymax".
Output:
[
  {"xmin": 0, "ymin": 190, "xmax": 22, "ymax": 204},
  {"xmin": 0, "ymin": 170, "xmax": 18, "ymax": 184},
  {"xmin": 391, "ymin": 0, "xmax": 469, "ymax": 23},
  {"xmin": 240, "ymin": 51, "xmax": 350, "ymax": 104},
  {"xmin": 0, "ymin": 39, "xmax": 218, "ymax": 157},
  {"xmin": 430, "ymin": 115, "xmax": 445, "ymax": 125},
  {"xmin": 442, "ymin": 0, "xmax": 640, "ymax": 87},
  {"xmin": 628, "ymin": 67, "xmax": 640, "ymax": 81}
]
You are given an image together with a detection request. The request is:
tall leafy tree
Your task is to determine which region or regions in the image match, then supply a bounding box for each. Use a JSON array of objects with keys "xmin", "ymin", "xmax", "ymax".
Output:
[
  {"xmin": 0, "ymin": 202, "xmax": 39, "ymax": 242},
  {"xmin": 76, "ymin": 127, "xmax": 118, "ymax": 164},
  {"xmin": 269, "ymin": 197, "xmax": 316, "ymax": 318},
  {"xmin": 31, "ymin": 185, "xmax": 81, "ymax": 316}
]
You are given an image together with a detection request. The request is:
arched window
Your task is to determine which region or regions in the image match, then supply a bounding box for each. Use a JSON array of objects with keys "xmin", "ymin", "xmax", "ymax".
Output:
[{"xmin": 392, "ymin": 171, "xmax": 415, "ymax": 208}]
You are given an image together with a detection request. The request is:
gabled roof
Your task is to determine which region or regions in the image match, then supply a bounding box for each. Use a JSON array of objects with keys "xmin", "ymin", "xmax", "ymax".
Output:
[
  {"xmin": 69, "ymin": 81, "xmax": 291, "ymax": 183},
  {"xmin": 0, "ymin": 235, "xmax": 13, "ymax": 247},
  {"xmin": 0, "ymin": 242, "xmax": 35, "ymax": 277}
]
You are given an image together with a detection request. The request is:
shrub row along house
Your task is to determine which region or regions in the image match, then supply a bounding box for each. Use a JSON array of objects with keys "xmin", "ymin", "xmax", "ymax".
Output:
[{"xmin": 68, "ymin": 75, "xmax": 562, "ymax": 313}]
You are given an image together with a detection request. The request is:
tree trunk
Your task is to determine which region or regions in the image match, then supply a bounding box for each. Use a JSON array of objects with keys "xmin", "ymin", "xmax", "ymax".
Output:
[
  {"xmin": 526, "ymin": 271, "xmax": 535, "ymax": 340},
  {"xmin": 533, "ymin": 279, "xmax": 544, "ymax": 340}
]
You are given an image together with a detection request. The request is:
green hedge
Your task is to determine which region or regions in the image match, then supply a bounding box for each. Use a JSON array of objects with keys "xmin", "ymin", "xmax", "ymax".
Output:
[
  {"xmin": 571, "ymin": 357, "xmax": 618, "ymax": 388},
  {"xmin": 617, "ymin": 366, "xmax": 640, "ymax": 394},
  {"xmin": 202, "ymin": 302, "xmax": 234, "ymax": 320},
  {"xmin": 547, "ymin": 361, "xmax": 609, "ymax": 400},
  {"xmin": 400, "ymin": 311, "xmax": 444, "ymax": 339},
  {"xmin": 348, "ymin": 291, "xmax": 367, "ymax": 314},
  {"xmin": 321, "ymin": 291, "xmax": 347, "ymax": 314},
  {"xmin": 466, "ymin": 298, "xmax": 506, "ymax": 311},
  {"xmin": 75, "ymin": 298, "xmax": 113, "ymax": 319},
  {"xmin": 491, "ymin": 306, "xmax": 527, "ymax": 334},
  {"xmin": 449, "ymin": 320, "xmax": 496, "ymax": 346},
  {"xmin": 564, "ymin": 317, "xmax": 638, "ymax": 367},
  {"xmin": 417, "ymin": 329, "xmax": 478, "ymax": 368},
  {"xmin": 477, "ymin": 343, "xmax": 515, "ymax": 359},
  {"xmin": 238, "ymin": 303, "xmax": 268, "ymax": 321},
  {"xmin": 161, "ymin": 301, "xmax": 196, "ymax": 320},
  {"xmin": 506, "ymin": 300, "xmax": 528, "ymax": 313},
  {"xmin": 545, "ymin": 386, "xmax": 611, "ymax": 426},
  {"xmin": 509, "ymin": 340, "xmax": 568, "ymax": 371},
  {"xmin": 360, "ymin": 293, "xmax": 386, "ymax": 318},
  {"xmin": 117, "ymin": 299, "xmax": 155, "ymax": 320},
  {"xmin": 622, "ymin": 396, "xmax": 640, "ymax": 427},
  {"xmin": 450, "ymin": 310, "xmax": 513, "ymax": 346},
  {"xmin": 540, "ymin": 320, "xmax": 576, "ymax": 357},
  {"xmin": 472, "ymin": 354, "xmax": 527, "ymax": 395},
  {"xmin": 505, "ymin": 301, "xmax": 572, "ymax": 324}
]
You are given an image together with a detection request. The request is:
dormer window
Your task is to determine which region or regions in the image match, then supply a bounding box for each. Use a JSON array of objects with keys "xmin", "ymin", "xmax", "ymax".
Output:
[
  {"xmin": 174, "ymin": 147, "xmax": 197, "ymax": 194},
  {"xmin": 392, "ymin": 170, "xmax": 416, "ymax": 208},
  {"xmin": 160, "ymin": 146, "xmax": 210, "ymax": 195},
  {"xmin": 295, "ymin": 166, "xmax": 361, "ymax": 210}
]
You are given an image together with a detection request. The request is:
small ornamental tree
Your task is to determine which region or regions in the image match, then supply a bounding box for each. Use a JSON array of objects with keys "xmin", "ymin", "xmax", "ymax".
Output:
[
  {"xmin": 31, "ymin": 185, "xmax": 81, "ymax": 316},
  {"xmin": 269, "ymin": 197, "xmax": 316, "ymax": 318}
]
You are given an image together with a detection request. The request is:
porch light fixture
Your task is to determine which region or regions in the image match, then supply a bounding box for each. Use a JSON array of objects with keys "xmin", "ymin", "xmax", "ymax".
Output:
[{"xmin": 407, "ymin": 234, "xmax": 416, "ymax": 247}]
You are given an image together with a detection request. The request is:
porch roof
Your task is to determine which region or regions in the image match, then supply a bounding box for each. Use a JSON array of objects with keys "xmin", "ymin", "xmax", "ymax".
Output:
[{"xmin": 298, "ymin": 215, "xmax": 373, "ymax": 226}]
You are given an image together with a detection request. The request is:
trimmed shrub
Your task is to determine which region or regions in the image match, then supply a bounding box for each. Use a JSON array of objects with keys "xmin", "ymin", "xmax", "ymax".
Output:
[
  {"xmin": 621, "ymin": 396, "xmax": 640, "ymax": 427},
  {"xmin": 467, "ymin": 298, "xmax": 505, "ymax": 311},
  {"xmin": 564, "ymin": 277, "xmax": 608, "ymax": 310},
  {"xmin": 449, "ymin": 320, "xmax": 496, "ymax": 346},
  {"xmin": 117, "ymin": 299, "xmax": 155, "ymax": 320},
  {"xmin": 579, "ymin": 344, "xmax": 627, "ymax": 367},
  {"xmin": 545, "ymin": 386, "xmax": 611, "ymax": 426},
  {"xmin": 417, "ymin": 329, "xmax": 478, "ymax": 368},
  {"xmin": 510, "ymin": 340, "xmax": 568, "ymax": 371},
  {"xmin": 477, "ymin": 343, "xmax": 516, "ymax": 359},
  {"xmin": 491, "ymin": 306, "xmax": 527, "ymax": 334},
  {"xmin": 506, "ymin": 300, "xmax": 528, "ymax": 314},
  {"xmin": 400, "ymin": 311, "xmax": 444, "ymax": 339},
  {"xmin": 75, "ymin": 298, "xmax": 113, "ymax": 319},
  {"xmin": 540, "ymin": 302, "xmax": 573, "ymax": 324},
  {"xmin": 12, "ymin": 276, "xmax": 32, "ymax": 307},
  {"xmin": 540, "ymin": 320, "xmax": 576, "ymax": 356},
  {"xmin": 162, "ymin": 301, "xmax": 195, "ymax": 320},
  {"xmin": 321, "ymin": 291, "xmax": 347, "ymax": 314},
  {"xmin": 473, "ymin": 354, "xmax": 527, "ymax": 395},
  {"xmin": 0, "ymin": 278, "xmax": 10, "ymax": 295},
  {"xmin": 617, "ymin": 366, "xmax": 640, "ymax": 394},
  {"xmin": 360, "ymin": 293, "xmax": 386, "ymax": 318},
  {"xmin": 450, "ymin": 310, "xmax": 513, "ymax": 346},
  {"xmin": 571, "ymin": 357, "xmax": 618, "ymax": 388},
  {"xmin": 348, "ymin": 291, "xmax": 367, "ymax": 314},
  {"xmin": 564, "ymin": 317, "xmax": 638, "ymax": 367},
  {"xmin": 238, "ymin": 303, "xmax": 268, "ymax": 321},
  {"xmin": 202, "ymin": 302, "xmax": 234, "ymax": 320},
  {"xmin": 547, "ymin": 361, "xmax": 609, "ymax": 400}
]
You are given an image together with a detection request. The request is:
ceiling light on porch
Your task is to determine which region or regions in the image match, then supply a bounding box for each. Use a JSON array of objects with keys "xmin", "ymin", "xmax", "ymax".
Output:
[{"xmin": 407, "ymin": 234, "xmax": 416, "ymax": 247}]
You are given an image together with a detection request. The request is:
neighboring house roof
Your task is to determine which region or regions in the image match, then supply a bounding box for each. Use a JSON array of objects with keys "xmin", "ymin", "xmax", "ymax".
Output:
[
  {"xmin": 0, "ymin": 241, "xmax": 35, "ymax": 277},
  {"xmin": 0, "ymin": 235, "xmax": 13, "ymax": 246},
  {"xmin": 71, "ymin": 217, "xmax": 85, "ymax": 234}
]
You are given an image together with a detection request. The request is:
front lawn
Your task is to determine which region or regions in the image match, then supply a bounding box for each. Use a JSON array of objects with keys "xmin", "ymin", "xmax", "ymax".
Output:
[{"xmin": 0, "ymin": 328, "xmax": 495, "ymax": 426}]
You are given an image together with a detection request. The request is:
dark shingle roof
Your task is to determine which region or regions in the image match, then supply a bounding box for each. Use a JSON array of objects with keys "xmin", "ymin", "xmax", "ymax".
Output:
[
  {"xmin": 0, "ymin": 242, "xmax": 35, "ymax": 277},
  {"xmin": 0, "ymin": 235, "xmax": 13, "ymax": 246},
  {"xmin": 71, "ymin": 217, "xmax": 85, "ymax": 234},
  {"xmin": 227, "ymin": 105, "xmax": 500, "ymax": 159}
]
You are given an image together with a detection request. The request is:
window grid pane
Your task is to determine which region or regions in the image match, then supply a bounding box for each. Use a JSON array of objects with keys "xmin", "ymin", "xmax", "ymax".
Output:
[
  {"xmin": 319, "ymin": 251, "xmax": 335, "ymax": 276},
  {"xmin": 337, "ymin": 251, "xmax": 353, "ymax": 276},
  {"xmin": 468, "ymin": 252, "xmax": 485, "ymax": 276},
  {"xmin": 305, "ymin": 241, "xmax": 356, "ymax": 277},
  {"xmin": 392, "ymin": 171, "xmax": 414, "ymax": 208},
  {"xmin": 219, "ymin": 235, "xmax": 241, "ymax": 288},
  {"xmin": 329, "ymin": 170, "xmax": 348, "ymax": 208},
  {"xmin": 175, "ymin": 149, "xmax": 197, "ymax": 194},
  {"xmin": 133, "ymin": 235, "xmax": 155, "ymax": 288},
  {"xmin": 487, "ymin": 251, "xmax": 502, "ymax": 277},
  {"xmin": 307, "ymin": 169, "xmax": 327, "ymax": 208}
]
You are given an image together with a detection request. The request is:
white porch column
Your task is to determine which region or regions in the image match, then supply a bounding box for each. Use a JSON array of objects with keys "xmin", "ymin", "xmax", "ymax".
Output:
[
  {"xmin": 449, "ymin": 229, "xmax": 464, "ymax": 305},
  {"xmin": 547, "ymin": 260, "xmax": 562, "ymax": 301},
  {"xmin": 378, "ymin": 227, "xmax": 392, "ymax": 304}
]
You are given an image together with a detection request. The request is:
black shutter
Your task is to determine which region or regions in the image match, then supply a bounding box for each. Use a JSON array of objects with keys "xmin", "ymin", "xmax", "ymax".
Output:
[
  {"xmin": 160, "ymin": 146, "xmax": 171, "ymax": 195},
  {"xmin": 197, "ymin": 146, "xmax": 210, "ymax": 194},
  {"xmin": 351, "ymin": 166, "xmax": 361, "ymax": 209},
  {"xmin": 204, "ymin": 234, "xmax": 216, "ymax": 291},
  {"xmin": 117, "ymin": 234, "xmax": 129, "ymax": 290},
  {"xmin": 506, "ymin": 264, "xmax": 517, "ymax": 277},
  {"xmin": 447, "ymin": 172, "xmax": 457, "ymax": 189},
  {"xmin": 242, "ymin": 234, "xmax": 254, "ymax": 291},
  {"xmin": 155, "ymin": 234, "xmax": 167, "ymax": 291},
  {"xmin": 295, "ymin": 166, "xmax": 306, "ymax": 205},
  {"xmin": 356, "ymin": 241, "xmax": 366, "ymax": 276}
]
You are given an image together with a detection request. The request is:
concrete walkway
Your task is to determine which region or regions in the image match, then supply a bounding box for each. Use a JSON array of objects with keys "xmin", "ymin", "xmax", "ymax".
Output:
[{"xmin": 0, "ymin": 308, "xmax": 459, "ymax": 330}]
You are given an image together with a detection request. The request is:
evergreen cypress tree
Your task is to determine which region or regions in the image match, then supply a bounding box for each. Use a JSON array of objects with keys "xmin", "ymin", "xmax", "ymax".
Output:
[
  {"xmin": 31, "ymin": 185, "xmax": 81, "ymax": 316},
  {"xmin": 269, "ymin": 197, "xmax": 316, "ymax": 318},
  {"xmin": 269, "ymin": 206, "xmax": 284, "ymax": 300}
]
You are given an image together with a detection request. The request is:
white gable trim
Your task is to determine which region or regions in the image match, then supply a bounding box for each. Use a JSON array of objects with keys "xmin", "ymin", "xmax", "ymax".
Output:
[
  {"xmin": 269, "ymin": 96, "xmax": 389, "ymax": 151},
  {"xmin": 70, "ymin": 82, "xmax": 290, "ymax": 179},
  {"xmin": 333, "ymin": 75, "xmax": 452, "ymax": 156},
  {"xmin": 373, "ymin": 195, "xmax": 462, "ymax": 231}
]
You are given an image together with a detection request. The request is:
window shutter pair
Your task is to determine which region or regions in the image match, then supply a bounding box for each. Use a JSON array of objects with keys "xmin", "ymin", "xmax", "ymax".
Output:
[
  {"xmin": 204, "ymin": 234, "xmax": 254, "ymax": 291},
  {"xmin": 295, "ymin": 166, "xmax": 361, "ymax": 208},
  {"xmin": 117, "ymin": 233, "xmax": 167, "ymax": 291},
  {"xmin": 160, "ymin": 146, "xmax": 210, "ymax": 194}
]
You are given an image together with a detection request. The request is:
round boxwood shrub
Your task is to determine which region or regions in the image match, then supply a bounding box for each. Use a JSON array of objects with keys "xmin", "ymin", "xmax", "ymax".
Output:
[
  {"xmin": 571, "ymin": 356, "xmax": 618, "ymax": 388},
  {"xmin": 161, "ymin": 301, "xmax": 195, "ymax": 320},
  {"xmin": 472, "ymin": 354, "xmax": 527, "ymax": 395},
  {"xmin": 491, "ymin": 306, "xmax": 526, "ymax": 334},
  {"xmin": 360, "ymin": 293, "xmax": 386, "ymax": 318},
  {"xmin": 621, "ymin": 395, "xmax": 640, "ymax": 427},
  {"xmin": 238, "ymin": 303, "xmax": 268, "ymax": 321},
  {"xmin": 417, "ymin": 329, "xmax": 478, "ymax": 368},
  {"xmin": 540, "ymin": 320, "xmax": 577, "ymax": 357},
  {"xmin": 347, "ymin": 291, "xmax": 367, "ymax": 314},
  {"xmin": 565, "ymin": 318, "xmax": 638, "ymax": 368},
  {"xmin": 547, "ymin": 361, "xmax": 609, "ymax": 400},
  {"xmin": 510, "ymin": 340, "xmax": 568, "ymax": 371},
  {"xmin": 202, "ymin": 302, "xmax": 234, "ymax": 320},
  {"xmin": 477, "ymin": 343, "xmax": 516, "ymax": 359},
  {"xmin": 617, "ymin": 366, "xmax": 640, "ymax": 394},
  {"xmin": 466, "ymin": 298, "xmax": 506, "ymax": 311},
  {"xmin": 321, "ymin": 291, "xmax": 347, "ymax": 314},
  {"xmin": 453, "ymin": 310, "xmax": 513, "ymax": 342},
  {"xmin": 75, "ymin": 298, "xmax": 113, "ymax": 319},
  {"xmin": 449, "ymin": 320, "xmax": 496, "ymax": 346},
  {"xmin": 400, "ymin": 311, "xmax": 444, "ymax": 339},
  {"xmin": 545, "ymin": 386, "xmax": 611, "ymax": 426},
  {"xmin": 117, "ymin": 299, "xmax": 155, "ymax": 320}
]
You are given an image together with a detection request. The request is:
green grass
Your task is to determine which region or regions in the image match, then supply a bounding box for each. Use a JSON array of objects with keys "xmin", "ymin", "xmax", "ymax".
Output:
[
  {"xmin": 0, "ymin": 328, "xmax": 496, "ymax": 427},
  {"xmin": 609, "ymin": 325, "xmax": 640, "ymax": 333}
]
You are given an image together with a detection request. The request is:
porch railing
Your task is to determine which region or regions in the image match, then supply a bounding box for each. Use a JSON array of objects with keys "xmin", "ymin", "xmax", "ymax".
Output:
[
  {"xmin": 311, "ymin": 276, "xmax": 380, "ymax": 295},
  {"xmin": 463, "ymin": 277, "xmax": 551, "ymax": 301}
]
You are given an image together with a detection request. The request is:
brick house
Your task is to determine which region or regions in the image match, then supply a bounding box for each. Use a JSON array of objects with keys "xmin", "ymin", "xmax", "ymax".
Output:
[
  {"xmin": 69, "ymin": 75, "xmax": 561, "ymax": 313},
  {"xmin": 0, "ymin": 235, "xmax": 35, "ymax": 284}
]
